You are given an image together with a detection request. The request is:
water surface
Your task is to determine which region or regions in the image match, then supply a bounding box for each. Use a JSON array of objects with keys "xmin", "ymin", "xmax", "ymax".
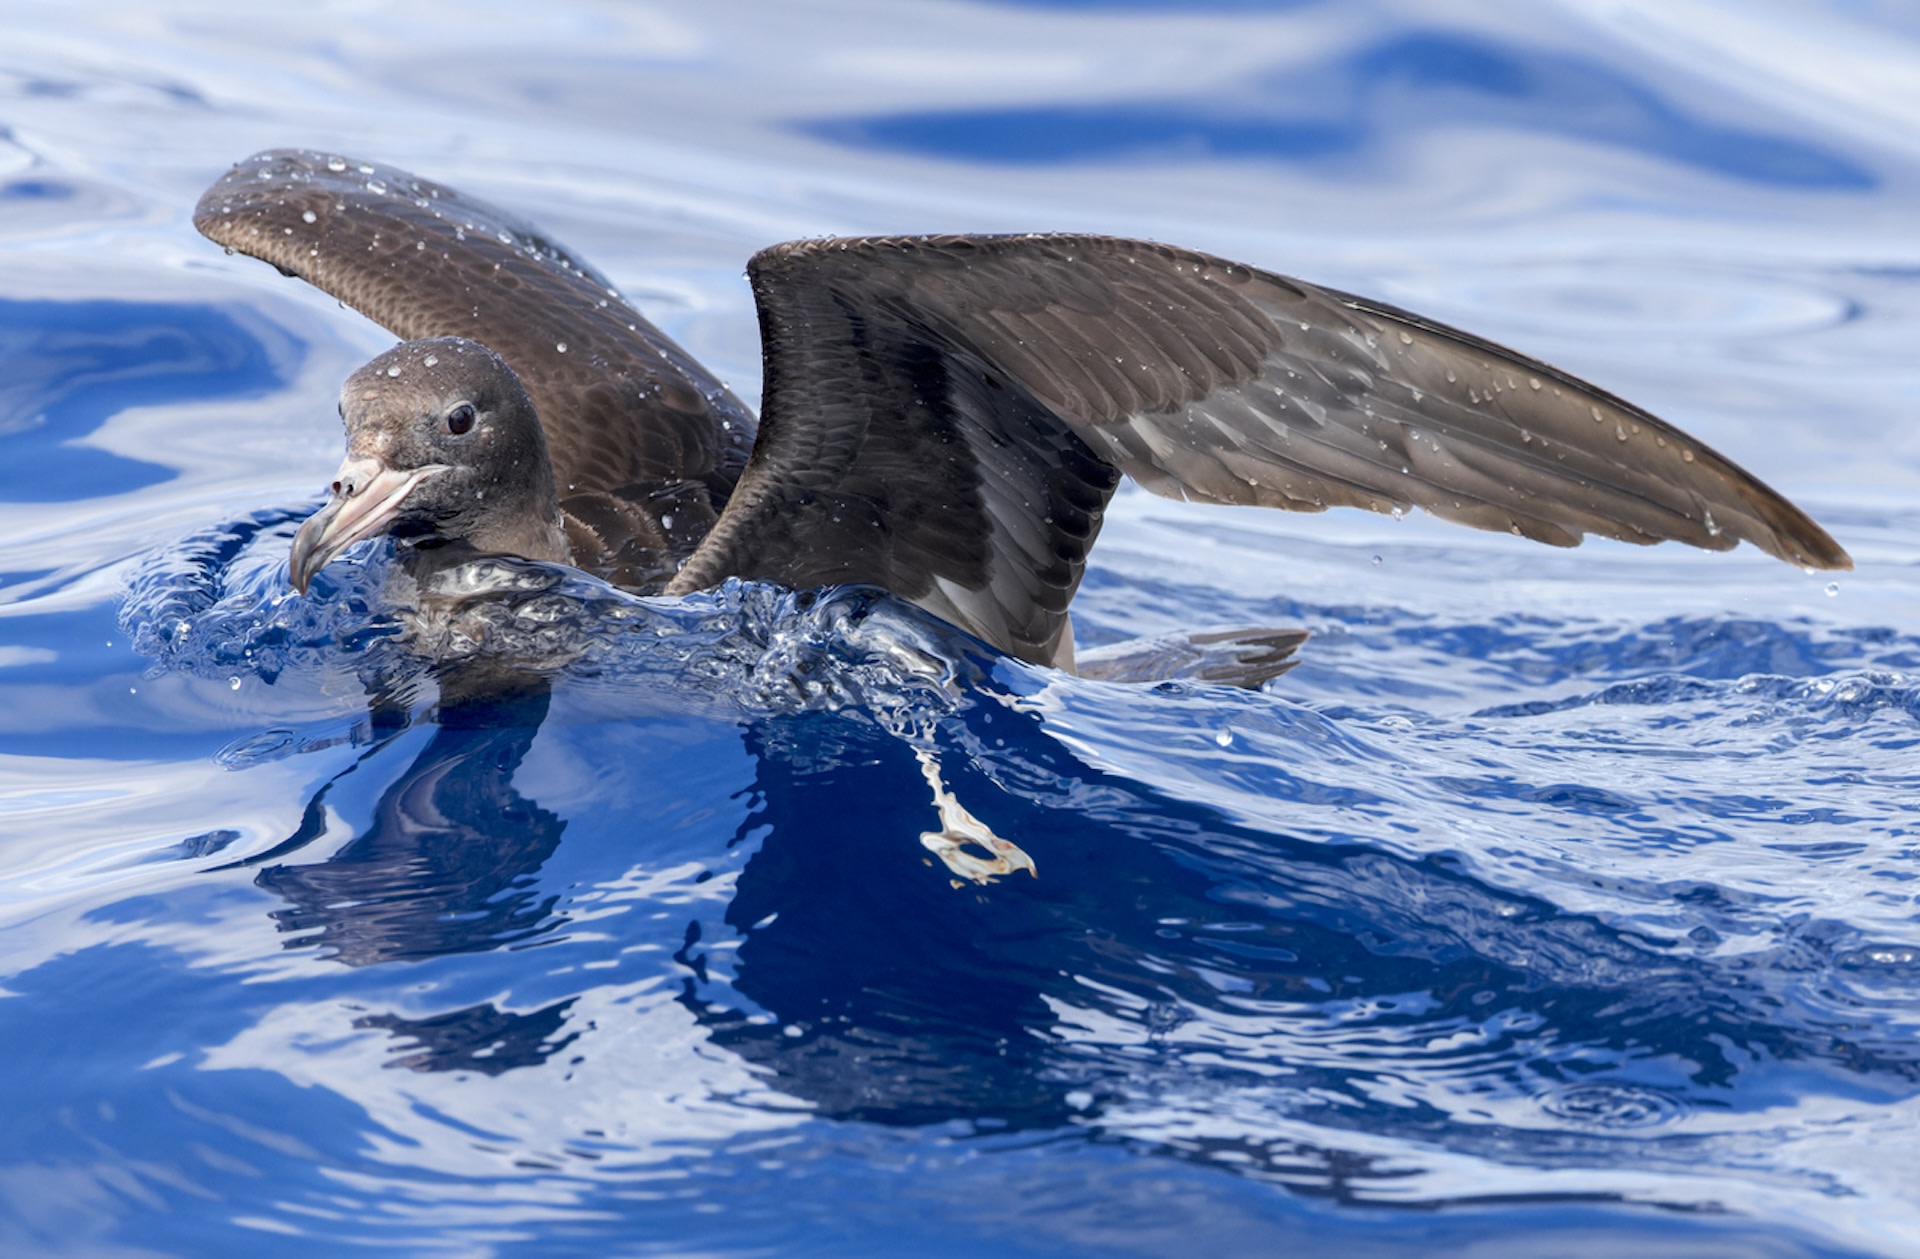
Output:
[{"xmin": 2, "ymin": 2, "xmax": 1918, "ymax": 1255}]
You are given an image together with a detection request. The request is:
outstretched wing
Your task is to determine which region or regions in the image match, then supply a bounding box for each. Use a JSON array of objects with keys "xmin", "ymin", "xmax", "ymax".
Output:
[
  {"xmin": 667, "ymin": 233, "xmax": 1848, "ymax": 667},
  {"xmin": 194, "ymin": 149, "xmax": 757, "ymax": 530}
]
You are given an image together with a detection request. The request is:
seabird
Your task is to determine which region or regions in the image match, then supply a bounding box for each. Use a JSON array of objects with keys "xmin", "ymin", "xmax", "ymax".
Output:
[{"xmin": 194, "ymin": 150, "xmax": 1850, "ymax": 675}]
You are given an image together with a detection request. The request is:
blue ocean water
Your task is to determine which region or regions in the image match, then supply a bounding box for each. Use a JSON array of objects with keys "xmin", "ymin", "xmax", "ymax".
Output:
[{"xmin": 3, "ymin": 2, "xmax": 1919, "ymax": 1255}]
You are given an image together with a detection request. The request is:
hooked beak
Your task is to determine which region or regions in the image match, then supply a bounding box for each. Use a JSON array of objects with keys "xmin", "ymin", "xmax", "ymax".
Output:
[{"xmin": 290, "ymin": 456, "xmax": 450, "ymax": 592}]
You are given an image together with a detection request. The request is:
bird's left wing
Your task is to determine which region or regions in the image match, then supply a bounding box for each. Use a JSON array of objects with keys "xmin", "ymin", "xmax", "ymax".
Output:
[{"xmin": 667, "ymin": 234, "xmax": 1847, "ymax": 667}]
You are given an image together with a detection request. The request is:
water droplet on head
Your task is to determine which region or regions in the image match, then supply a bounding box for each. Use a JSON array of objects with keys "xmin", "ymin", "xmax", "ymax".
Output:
[
  {"xmin": 326, "ymin": 157, "xmax": 347, "ymax": 172},
  {"xmin": 555, "ymin": 342, "xmax": 568, "ymax": 354},
  {"xmin": 422, "ymin": 354, "xmax": 438, "ymax": 367},
  {"xmin": 386, "ymin": 365, "xmax": 401, "ymax": 377},
  {"xmin": 301, "ymin": 209, "xmax": 316, "ymax": 224}
]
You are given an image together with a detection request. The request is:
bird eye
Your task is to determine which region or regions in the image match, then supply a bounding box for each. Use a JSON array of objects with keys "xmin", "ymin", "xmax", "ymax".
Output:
[{"xmin": 445, "ymin": 403, "xmax": 477, "ymax": 436}]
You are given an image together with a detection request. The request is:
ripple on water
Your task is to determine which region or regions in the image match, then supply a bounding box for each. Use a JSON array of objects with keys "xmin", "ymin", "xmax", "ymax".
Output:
[
  {"xmin": 1392, "ymin": 260, "xmax": 1858, "ymax": 345},
  {"xmin": 1538, "ymin": 1081, "xmax": 1688, "ymax": 1130}
]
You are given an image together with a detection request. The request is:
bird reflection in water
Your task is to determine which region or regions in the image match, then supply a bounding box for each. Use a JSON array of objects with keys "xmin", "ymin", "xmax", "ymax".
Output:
[{"xmin": 233, "ymin": 678, "xmax": 580, "ymax": 1074}]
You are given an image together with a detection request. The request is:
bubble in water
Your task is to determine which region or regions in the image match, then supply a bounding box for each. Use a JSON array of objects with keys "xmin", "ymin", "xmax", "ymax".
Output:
[
  {"xmin": 1214, "ymin": 729, "xmax": 1233, "ymax": 747},
  {"xmin": 1826, "ymin": 582, "xmax": 1840, "ymax": 597},
  {"xmin": 1371, "ymin": 554, "xmax": 1383, "ymax": 566},
  {"xmin": 228, "ymin": 676, "xmax": 242, "ymax": 691}
]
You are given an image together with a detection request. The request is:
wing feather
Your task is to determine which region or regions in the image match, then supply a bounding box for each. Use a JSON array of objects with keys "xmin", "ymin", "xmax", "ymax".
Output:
[{"xmin": 670, "ymin": 233, "xmax": 1846, "ymax": 667}]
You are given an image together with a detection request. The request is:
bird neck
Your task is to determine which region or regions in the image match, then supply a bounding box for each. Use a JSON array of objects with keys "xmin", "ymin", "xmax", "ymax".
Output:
[{"xmin": 465, "ymin": 476, "xmax": 570, "ymax": 566}]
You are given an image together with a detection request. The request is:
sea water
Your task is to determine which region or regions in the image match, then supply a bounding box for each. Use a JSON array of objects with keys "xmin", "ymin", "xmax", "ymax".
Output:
[{"xmin": 2, "ymin": 2, "xmax": 1918, "ymax": 1255}]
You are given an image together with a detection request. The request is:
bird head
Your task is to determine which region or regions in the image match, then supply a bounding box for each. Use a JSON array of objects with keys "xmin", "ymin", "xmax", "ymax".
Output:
[{"xmin": 290, "ymin": 337, "xmax": 567, "ymax": 591}]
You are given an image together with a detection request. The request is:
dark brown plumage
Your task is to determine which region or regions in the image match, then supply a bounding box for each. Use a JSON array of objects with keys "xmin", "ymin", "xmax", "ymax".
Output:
[
  {"xmin": 196, "ymin": 149, "xmax": 754, "ymax": 591},
  {"xmin": 195, "ymin": 149, "xmax": 1850, "ymax": 672}
]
